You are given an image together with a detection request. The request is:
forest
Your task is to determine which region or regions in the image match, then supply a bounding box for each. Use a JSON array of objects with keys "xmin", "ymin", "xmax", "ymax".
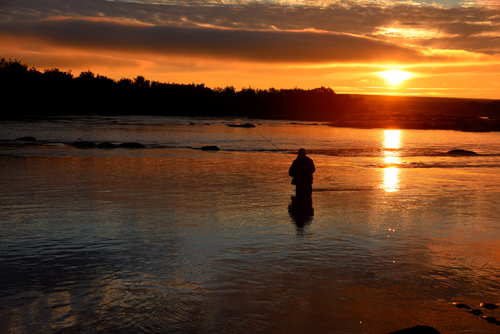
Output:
[
  {"xmin": 0, "ymin": 58, "xmax": 368, "ymax": 120},
  {"xmin": 2, "ymin": 58, "xmax": 500, "ymax": 131}
]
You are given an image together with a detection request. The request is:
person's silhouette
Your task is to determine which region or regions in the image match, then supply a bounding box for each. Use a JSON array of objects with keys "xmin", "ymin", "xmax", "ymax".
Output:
[{"xmin": 289, "ymin": 148, "xmax": 315, "ymax": 198}]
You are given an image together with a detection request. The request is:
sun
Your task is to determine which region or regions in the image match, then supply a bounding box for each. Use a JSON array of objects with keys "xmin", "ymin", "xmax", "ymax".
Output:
[{"xmin": 378, "ymin": 70, "xmax": 412, "ymax": 85}]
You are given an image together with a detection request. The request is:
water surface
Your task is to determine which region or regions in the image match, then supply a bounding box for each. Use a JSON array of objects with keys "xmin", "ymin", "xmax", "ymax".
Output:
[{"xmin": 1, "ymin": 116, "xmax": 500, "ymax": 333}]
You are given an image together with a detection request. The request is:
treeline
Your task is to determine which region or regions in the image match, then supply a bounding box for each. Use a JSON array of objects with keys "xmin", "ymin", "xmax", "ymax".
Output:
[{"xmin": 0, "ymin": 58, "xmax": 369, "ymax": 120}]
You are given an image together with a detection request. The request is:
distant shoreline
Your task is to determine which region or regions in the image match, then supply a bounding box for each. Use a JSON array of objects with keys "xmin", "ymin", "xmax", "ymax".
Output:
[{"xmin": 2, "ymin": 57, "xmax": 499, "ymax": 130}]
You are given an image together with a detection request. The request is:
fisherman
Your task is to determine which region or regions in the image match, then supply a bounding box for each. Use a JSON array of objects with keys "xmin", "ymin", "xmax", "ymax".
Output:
[{"xmin": 289, "ymin": 148, "xmax": 315, "ymax": 198}]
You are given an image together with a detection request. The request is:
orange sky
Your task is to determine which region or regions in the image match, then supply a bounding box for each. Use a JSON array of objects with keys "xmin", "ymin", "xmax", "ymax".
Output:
[{"xmin": 1, "ymin": 0, "xmax": 500, "ymax": 99}]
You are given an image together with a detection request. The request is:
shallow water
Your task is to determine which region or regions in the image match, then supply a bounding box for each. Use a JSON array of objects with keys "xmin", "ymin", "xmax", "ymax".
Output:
[{"xmin": 1, "ymin": 116, "xmax": 500, "ymax": 333}]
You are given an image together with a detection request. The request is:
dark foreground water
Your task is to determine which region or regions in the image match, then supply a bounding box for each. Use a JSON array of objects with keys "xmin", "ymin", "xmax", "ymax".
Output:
[{"xmin": 1, "ymin": 116, "xmax": 500, "ymax": 333}]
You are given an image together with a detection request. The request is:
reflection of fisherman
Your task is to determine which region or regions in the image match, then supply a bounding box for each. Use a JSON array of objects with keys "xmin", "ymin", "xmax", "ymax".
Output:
[
  {"xmin": 288, "ymin": 196, "xmax": 314, "ymax": 235},
  {"xmin": 289, "ymin": 148, "xmax": 315, "ymax": 198}
]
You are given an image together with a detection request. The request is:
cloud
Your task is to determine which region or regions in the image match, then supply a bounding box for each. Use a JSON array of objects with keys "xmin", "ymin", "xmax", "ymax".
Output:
[
  {"xmin": 0, "ymin": 17, "xmax": 435, "ymax": 64},
  {"xmin": 419, "ymin": 36, "xmax": 500, "ymax": 54},
  {"xmin": 1, "ymin": 0, "xmax": 500, "ymax": 98},
  {"xmin": 2, "ymin": 0, "xmax": 499, "ymax": 55}
]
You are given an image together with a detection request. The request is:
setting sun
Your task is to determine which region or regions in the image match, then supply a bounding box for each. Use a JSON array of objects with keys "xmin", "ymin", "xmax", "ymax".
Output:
[{"xmin": 378, "ymin": 70, "xmax": 412, "ymax": 85}]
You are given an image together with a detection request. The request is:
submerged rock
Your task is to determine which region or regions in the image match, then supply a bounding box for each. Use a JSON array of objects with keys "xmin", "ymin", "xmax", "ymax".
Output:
[
  {"xmin": 453, "ymin": 302, "xmax": 471, "ymax": 309},
  {"xmin": 480, "ymin": 302, "xmax": 499, "ymax": 310},
  {"xmin": 72, "ymin": 141, "xmax": 96, "ymax": 149},
  {"xmin": 447, "ymin": 149, "xmax": 478, "ymax": 156},
  {"xmin": 387, "ymin": 325, "xmax": 441, "ymax": 334},
  {"xmin": 201, "ymin": 146, "xmax": 220, "ymax": 151},
  {"xmin": 470, "ymin": 309, "xmax": 483, "ymax": 316},
  {"xmin": 118, "ymin": 142, "xmax": 146, "ymax": 149},
  {"xmin": 14, "ymin": 136, "xmax": 37, "ymax": 141},
  {"xmin": 97, "ymin": 142, "xmax": 118, "ymax": 149},
  {"xmin": 226, "ymin": 123, "xmax": 256, "ymax": 128},
  {"xmin": 481, "ymin": 316, "xmax": 500, "ymax": 324}
]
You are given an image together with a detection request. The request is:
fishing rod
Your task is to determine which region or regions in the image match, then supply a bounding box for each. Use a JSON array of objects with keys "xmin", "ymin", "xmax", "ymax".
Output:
[{"xmin": 255, "ymin": 130, "xmax": 293, "ymax": 161}]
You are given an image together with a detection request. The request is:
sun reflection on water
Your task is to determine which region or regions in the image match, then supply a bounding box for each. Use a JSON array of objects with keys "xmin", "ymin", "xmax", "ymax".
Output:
[
  {"xmin": 383, "ymin": 158, "xmax": 400, "ymax": 192},
  {"xmin": 384, "ymin": 130, "xmax": 401, "ymax": 149},
  {"xmin": 382, "ymin": 130, "xmax": 401, "ymax": 192},
  {"xmin": 384, "ymin": 156, "xmax": 399, "ymax": 164}
]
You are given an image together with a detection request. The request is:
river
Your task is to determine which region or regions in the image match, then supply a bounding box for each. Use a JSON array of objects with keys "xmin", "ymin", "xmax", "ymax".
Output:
[{"xmin": 1, "ymin": 116, "xmax": 500, "ymax": 333}]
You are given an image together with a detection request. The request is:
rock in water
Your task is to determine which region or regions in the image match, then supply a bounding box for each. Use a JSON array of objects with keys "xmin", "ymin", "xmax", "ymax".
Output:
[
  {"xmin": 118, "ymin": 142, "xmax": 146, "ymax": 149},
  {"xmin": 453, "ymin": 302, "xmax": 471, "ymax": 309},
  {"xmin": 72, "ymin": 141, "xmax": 96, "ymax": 149},
  {"xmin": 226, "ymin": 123, "xmax": 256, "ymax": 128},
  {"xmin": 470, "ymin": 309, "xmax": 483, "ymax": 316},
  {"xmin": 97, "ymin": 142, "xmax": 118, "ymax": 149},
  {"xmin": 14, "ymin": 136, "xmax": 37, "ymax": 141},
  {"xmin": 201, "ymin": 146, "xmax": 220, "ymax": 151},
  {"xmin": 387, "ymin": 325, "xmax": 441, "ymax": 334},
  {"xmin": 481, "ymin": 316, "xmax": 500, "ymax": 324},
  {"xmin": 480, "ymin": 302, "xmax": 499, "ymax": 310},
  {"xmin": 447, "ymin": 149, "xmax": 478, "ymax": 156}
]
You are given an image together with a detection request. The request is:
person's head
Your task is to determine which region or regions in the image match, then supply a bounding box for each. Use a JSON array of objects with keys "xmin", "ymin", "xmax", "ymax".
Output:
[{"xmin": 298, "ymin": 148, "xmax": 306, "ymax": 156}]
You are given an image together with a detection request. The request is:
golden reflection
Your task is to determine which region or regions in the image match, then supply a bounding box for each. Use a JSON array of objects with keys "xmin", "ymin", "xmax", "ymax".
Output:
[
  {"xmin": 383, "ymin": 130, "xmax": 401, "ymax": 149},
  {"xmin": 383, "ymin": 166, "xmax": 399, "ymax": 192},
  {"xmin": 383, "ymin": 137, "xmax": 400, "ymax": 192},
  {"xmin": 384, "ymin": 156, "xmax": 398, "ymax": 164}
]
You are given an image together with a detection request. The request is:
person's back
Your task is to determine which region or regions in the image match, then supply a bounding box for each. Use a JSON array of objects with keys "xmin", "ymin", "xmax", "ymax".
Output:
[{"xmin": 289, "ymin": 148, "xmax": 315, "ymax": 198}]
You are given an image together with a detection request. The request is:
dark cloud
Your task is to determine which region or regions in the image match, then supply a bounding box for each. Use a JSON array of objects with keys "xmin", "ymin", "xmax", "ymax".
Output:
[
  {"xmin": 2, "ymin": 0, "xmax": 500, "ymax": 34},
  {"xmin": 1, "ymin": 0, "xmax": 499, "ymax": 56},
  {"xmin": 434, "ymin": 14, "xmax": 500, "ymax": 37},
  {"xmin": 419, "ymin": 36, "xmax": 500, "ymax": 54},
  {"xmin": 0, "ymin": 18, "xmax": 434, "ymax": 64}
]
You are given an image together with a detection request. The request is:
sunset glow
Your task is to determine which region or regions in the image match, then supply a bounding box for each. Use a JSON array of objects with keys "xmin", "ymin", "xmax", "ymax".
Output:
[
  {"xmin": 1, "ymin": 0, "xmax": 500, "ymax": 98},
  {"xmin": 383, "ymin": 131, "xmax": 401, "ymax": 192},
  {"xmin": 379, "ymin": 71, "xmax": 412, "ymax": 85}
]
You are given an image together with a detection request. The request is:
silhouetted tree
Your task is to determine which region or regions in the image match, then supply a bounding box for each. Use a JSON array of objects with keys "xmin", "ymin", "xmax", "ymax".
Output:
[
  {"xmin": 133, "ymin": 75, "xmax": 150, "ymax": 88},
  {"xmin": 0, "ymin": 57, "xmax": 378, "ymax": 119}
]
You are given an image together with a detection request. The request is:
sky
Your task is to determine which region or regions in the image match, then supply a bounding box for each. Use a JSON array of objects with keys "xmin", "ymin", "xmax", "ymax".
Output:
[{"xmin": 1, "ymin": 0, "xmax": 500, "ymax": 99}]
